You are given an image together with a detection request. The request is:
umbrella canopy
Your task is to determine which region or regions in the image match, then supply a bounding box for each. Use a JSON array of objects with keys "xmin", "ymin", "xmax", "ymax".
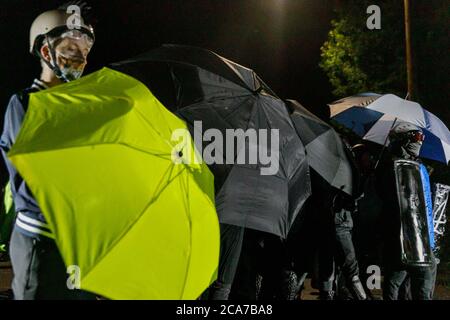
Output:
[
  {"xmin": 0, "ymin": 182, "xmax": 15, "ymax": 250},
  {"xmin": 111, "ymin": 44, "xmax": 311, "ymax": 238},
  {"xmin": 286, "ymin": 100, "xmax": 353, "ymax": 195},
  {"xmin": 330, "ymin": 93, "xmax": 450, "ymax": 164},
  {"xmin": 8, "ymin": 67, "xmax": 220, "ymax": 300}
]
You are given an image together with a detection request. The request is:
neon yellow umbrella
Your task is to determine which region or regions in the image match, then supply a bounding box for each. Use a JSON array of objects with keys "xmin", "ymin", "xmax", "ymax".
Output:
[
  {"xmin": 8, "ymin": 67, "xmax": 219, "ymax": 300},
  {"xmin": 0, "ymin": 182, "xmax": 16, "ymax": 251}
]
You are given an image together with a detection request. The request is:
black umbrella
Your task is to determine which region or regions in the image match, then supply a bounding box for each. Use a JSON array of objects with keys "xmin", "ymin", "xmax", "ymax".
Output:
[
  {"xmin": 111, "ymin": 45, "xmax": 311, "ymax": 238},
  {"xmin": 286, "ymin": 99, "xmax": 354, "ymax": 196}
]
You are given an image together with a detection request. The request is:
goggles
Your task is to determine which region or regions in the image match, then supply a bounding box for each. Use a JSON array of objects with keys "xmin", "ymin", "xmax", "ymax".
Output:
[
  {"xmin": 49, "ymin": 28, "xmax": 95, "ymax": 52},
  {"xmin": 406, "ymin": 130, "xmax": 426, "ymax": 143}
]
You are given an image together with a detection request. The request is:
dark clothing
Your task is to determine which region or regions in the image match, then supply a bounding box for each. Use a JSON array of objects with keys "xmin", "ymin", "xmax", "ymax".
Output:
[
  {"xmin": 375, "ymin": 150, "xmax": 435, "ymax": 300},
  {"xmin": 229, "ymin": 232, "xmax": 260, "ymax": 300},
  {"xmin": 257, "ymin": 235, "xmax": 292, "ymax": 300},
  {"xmin": 316, "ymin": 247, "xmax": 335, "ymax": 293},
  {"xmin": 3, "ymin": 80, "xmax": 92, "ymax": 299},
  {"xmin": 334, "ymin": 208, "xmax": 359, "ymax": 282},
  {"xmin": 375, "ymin": 157, "xmax": 404, "ymax": 269},
  {"xmin": 231, "ymin": 228, "xmax": 268, "ymax": 300},
  {"xmin": 383, "ymin": 258, "xmax": 436, "ymax": 300},
  {"xmin": 332, "ymin": 192, "xmax": 367, "ymax": 300},
  {"xmin": 0, "ymin": 80, "xmax": 52, "ymax": 239},
  {"xmin": 9, "ymin": 228, "xmax": 95, "ymax": 300},
  {"xmin": 231, "ymin": 231, "xmax": 299, "ymax": 300},
  {"xmin": 287, "ymin": 169, "xmax": 336, "ymax": 296},
  {"xmin": 208, "ymin": 223, "xmax": 245, "ymax": 300}
]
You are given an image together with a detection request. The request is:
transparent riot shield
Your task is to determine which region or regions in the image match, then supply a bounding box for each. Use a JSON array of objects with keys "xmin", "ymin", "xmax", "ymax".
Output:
[{"xmin": 394, "ymin": 160, "xmax": 433, "ymax": 267}]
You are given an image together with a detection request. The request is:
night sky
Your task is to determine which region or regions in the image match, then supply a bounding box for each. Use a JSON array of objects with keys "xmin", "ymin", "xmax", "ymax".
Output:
[
  {"xmin": 0, "ymin": 0, "xmax": 336, "ymax": 117},
  {"xmin": 0, "ymin": 0, "xmax": 340, "ymax": 184}
]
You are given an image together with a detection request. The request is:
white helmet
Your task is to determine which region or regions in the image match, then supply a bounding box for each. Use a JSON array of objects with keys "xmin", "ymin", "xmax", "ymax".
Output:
[{"xmin": 29, "ymin": 9, "xmax": 95, "ymax": 56}]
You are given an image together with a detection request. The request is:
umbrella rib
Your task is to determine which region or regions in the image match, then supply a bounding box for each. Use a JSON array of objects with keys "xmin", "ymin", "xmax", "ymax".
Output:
[
  {"xmin": 178, "ymin": 170, "xmax": 193, "ymax": 299},
  {"xmin": 81, "ymin": 163, "xmax": 186, "ymax": 282},
  {"xmin": 187, "ymin": 80, "xmax": 249, "ymax": 97},
  {"xmin": 217, "ymin": 55, "xmax": 252, "ymax": 90},
  {"xmin": 205, "ymin": 93, "xmax": 256, "ymax": 102},
  {"xmin": 220, "ymin": 95, "xmax": 256, "ymax": 123},
  {"xmin": 132, "ymin": 106, "xmax": 178, "ymax": 150},
  {"xmin": 10, "ymin": 142, "xmax": 172, "ymax": 160},
  {"xmin": 183, "ymin": 98, "xmax": 253, "ymax": 164},
  {"xmin": 146, "ymin": 57, "xmax": 252, "ymax": 91},
  {"xmin": 202, "ymin": 93, "xmax": 255, "ymax": 108},
  {"xmin": 258, "ymin": 98, "xmax": 289, "ymax": 178},
  {"xmin": 183, "ymin": 94, "xmax": 254, "ymax": 127}
]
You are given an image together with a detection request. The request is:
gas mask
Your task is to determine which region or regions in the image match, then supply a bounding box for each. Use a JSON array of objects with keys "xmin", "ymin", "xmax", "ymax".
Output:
[
  {"xmin": 403, "ymin": 131, "xmax": 425, "ymax": 158},
  {"xmin": 45, "ymin": 29, "xmax": 94, "ymax": 82},
  {"xmin": 404, "ymin": 141, "xmax": 423, "ymax": 158},
  {"xmin": 60, "ymin": 65, "xmax": 84, "ymax": 81},
  {"xmin": 390, "ymin": 126, "xmax": 425, "ymax": 160},
  {"xmin": 56, "ymin": 51, "xmax": 86, "ymax": 81}
]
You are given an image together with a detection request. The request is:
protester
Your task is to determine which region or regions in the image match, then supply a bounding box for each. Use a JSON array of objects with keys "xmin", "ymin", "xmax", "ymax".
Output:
[
  {"xmin": 375, "ymin": 123, "xmax": 437, "ymax": 300},
  {"xmin": 0, "ymin": 3, "xmax": 95, "ymax": 299},
  {"xmin": 351, "ymin": 143, "xmax": 384, "ymax": 300},
  {"xmin": 332, "ymin": 190, "xmax": 367, "ymax": 300}
]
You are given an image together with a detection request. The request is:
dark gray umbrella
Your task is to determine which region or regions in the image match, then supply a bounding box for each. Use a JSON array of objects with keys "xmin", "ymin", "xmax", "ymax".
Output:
[
  {"xmin": 111, "ymin": 45, "xmax": 311, "ymax": 238},
  {"xmin": 286, "ymin": 99, "xmax": 353, "ymax": 195}
]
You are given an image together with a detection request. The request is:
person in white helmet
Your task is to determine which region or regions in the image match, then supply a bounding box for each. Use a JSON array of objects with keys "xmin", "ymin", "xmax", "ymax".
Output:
[
  {"xmin": 30, "ymin": 3, "xmax": 95, "ymax": 84},
  {"xmin": 0, "ymin": 2, "xmax": 95, "ymax": 299}
]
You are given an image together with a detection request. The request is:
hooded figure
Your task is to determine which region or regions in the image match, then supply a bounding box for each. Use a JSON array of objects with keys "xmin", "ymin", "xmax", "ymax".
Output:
[
  {"xmin": 388, "ymin": 122, "xmax": 425, "ymax": 160},
  {"xmin": 375, "ymin": 122, "xmax": 436, "ymax": 300}
]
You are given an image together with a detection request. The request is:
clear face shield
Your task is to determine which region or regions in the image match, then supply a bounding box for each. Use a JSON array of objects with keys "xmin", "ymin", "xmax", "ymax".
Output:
[{"xmin": 47, "ymin": 29, "xmax": 94, "ymax": 81}]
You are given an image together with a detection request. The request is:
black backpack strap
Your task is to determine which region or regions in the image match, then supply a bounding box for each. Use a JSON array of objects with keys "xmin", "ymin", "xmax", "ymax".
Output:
[{"xmin": 15, "ymin": 87, "xmax": 39, "ymax": 113}]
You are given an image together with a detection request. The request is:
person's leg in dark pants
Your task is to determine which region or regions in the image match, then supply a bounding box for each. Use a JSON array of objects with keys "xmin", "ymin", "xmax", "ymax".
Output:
[
  {"xmin": 317, "ymin": 243, "xmax": 335, "ymax": 300},
  {"xmin": 335, "ymin": 210, "xmax": 359, "ymax": 280},
  {"xmin": 230, "ymin": 229, "xmax": 262, "ymax": 300},
  {"xmin": 430, "ymin": 255, "xmax": 438, "ymax": 299},
  {"xmin": 9, "ymin": 228, "xmax": 95, "ymax": 300},
  {"xmin": 398, "ymin": 275, "xmax": 412, "ymax": 300},
  {"xmin": 10, "ymin": 228, "xmax": 39, "ymax": 300},
  {"xmin": 209, "ymin": 224, "xmax": 245, "ymax": 300},
  {"xmin": 391, "ymin": 253, "xmax": 437, "ymax": 301},
  {"xmin": 383, "ymin": 267, "xmax": 408, "ymax": 300},
  {"xmin": 36, "ymin": 237, "xmax": 95, "ymax": 299},
  {"xmin": 258, "ymin": 235, "xmax": 293, "ymax": 300},
  {"xmin": 334, "ymin": 209, "xmax": 366, "ymax": 300},
  {"xmin": 408, "ymin": 259, "xmax": 436, "ymax": 300}
]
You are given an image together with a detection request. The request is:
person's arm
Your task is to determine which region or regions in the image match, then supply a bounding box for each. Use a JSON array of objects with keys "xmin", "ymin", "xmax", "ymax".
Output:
[
  {"xmin": 1, "ymin": 96, "xmax": 16, "ymax": 152},
  {"xmin": 0, "ymin": 94, "xmax": 26, "ymax": 199}
]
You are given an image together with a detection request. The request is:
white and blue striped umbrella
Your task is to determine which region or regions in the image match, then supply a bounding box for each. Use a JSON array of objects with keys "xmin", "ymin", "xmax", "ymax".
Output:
[{"xmin": 329, "ymin": 93, "xmax": 450, "ymax": 164}]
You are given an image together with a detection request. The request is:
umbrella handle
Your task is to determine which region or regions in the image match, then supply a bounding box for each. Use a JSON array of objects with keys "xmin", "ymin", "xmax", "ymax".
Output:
[{"xmin": 374, "ymin": 117, "xmax": 398, "ymax": 170}]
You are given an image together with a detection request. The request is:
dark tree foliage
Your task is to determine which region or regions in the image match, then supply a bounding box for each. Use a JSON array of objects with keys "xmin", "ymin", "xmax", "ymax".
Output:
[{"xmin": 320, "ymin": 0, "xmax": 449, "ymax": 126}]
